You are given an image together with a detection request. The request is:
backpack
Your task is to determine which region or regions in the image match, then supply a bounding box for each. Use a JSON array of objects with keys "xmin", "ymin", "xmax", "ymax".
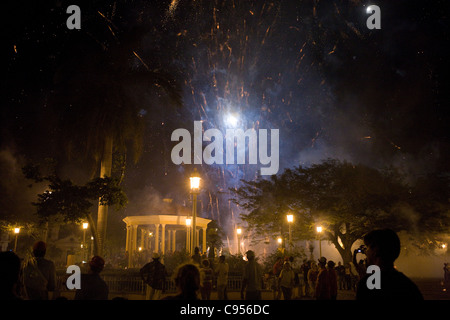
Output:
[{"xmin": 23, "ymin": 258, "xmax": 48, "ymax": 291}]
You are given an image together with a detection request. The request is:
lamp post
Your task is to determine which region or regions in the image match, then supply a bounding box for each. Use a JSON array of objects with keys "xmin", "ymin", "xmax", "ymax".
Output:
[
  {"xmin": 185, "ymin": 218, "xmax": 192, "ymax": 254},
  {"xmin": 287, "ymin": 214, "xmax": 293, "ymax": 252},
  {"xmin": 316, "ymin": 226, "xmax": 323, "ymax": 257},
  {"xmin": 189, "ymin": 169, "xmax": 201, "ymax": 254},
  {"xmin": 83, "ymin": 222, "xmax": 89, "ymax": 260},
  {"xmin": 82, "ymin": 222, "xmax": 88, "ymax": 261},
  {"xmin": 236, "ymin": 227, "xmax": 242, "ymax": 255},
  {"xmin": 13, "ymin": 228, "xmax": 20, "ymax": 252}
]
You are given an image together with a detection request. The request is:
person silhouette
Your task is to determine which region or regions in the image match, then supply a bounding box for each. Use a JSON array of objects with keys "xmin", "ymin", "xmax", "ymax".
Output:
[
  {"xmin": 74, "ymin": 256, "xmax": 109, "ymax": 300},
  {"xmin": 240, "ymin": 250, "xmax": 263, "ymax": 300},
  {"xmin": 191, "ymin": 247, "xmax": 202, "ymax": 266},
  {"xmin": 140, "ymin": 252, "xmax": 168, "ymax": 300},
  {"xmin": 162, "ymin": 263, "xmax": 201, "ymax": 300},
  {"xmin": 0, "ymin": 251, "xmax": 22, "ymax": 300},
  {"xmin": 214, "ymin": 255, "xmax": 229, "ymax": 300},
  {"xmin": 23, "ymin": 241, "xmax": 56, "ymax": 300},
  {"xmin": 356, "ymin": 229, "xmax": 423, "ymax": 300}
]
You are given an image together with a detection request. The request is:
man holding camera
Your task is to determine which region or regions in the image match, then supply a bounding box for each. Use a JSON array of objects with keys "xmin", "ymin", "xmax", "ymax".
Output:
[{"xmin": 355, "ymin": 229, "xmax": 423, "ymax": 300}]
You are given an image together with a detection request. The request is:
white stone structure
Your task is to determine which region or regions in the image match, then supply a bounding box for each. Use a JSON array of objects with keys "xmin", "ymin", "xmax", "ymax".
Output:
[{"xmin": 123, "ymin": 215, "xmax": 211, "ymax": 268}]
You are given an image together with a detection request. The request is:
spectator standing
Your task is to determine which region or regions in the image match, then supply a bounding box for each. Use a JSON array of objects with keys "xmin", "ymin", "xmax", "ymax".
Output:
[
  {"xmin": 356, "ymin": 229, "xmax": 423, "ymax": 300},
  {"xmin": 191, "ymin": 247, "xmax": 202, "ymax": 266},
  {"xmin": 0, "ymin": 251, "xmax": 22, "ymax": 300},
  {"xmin": 349, "ymin": 261, "xmax": 359, "ymax": 291},
  {"xmin": 162, "ymin": 263, "xmax": 200, "ymax": 300},
  {"xmin": 443, "ymin": 263, "xmax": 449, "ymax": 283},
  {"xmin": 315, "ymin": 257, "xmax": 331, "ymax": 300},
  {"xmin": 22, "ymin": 241, "xmax": 56, "ymax": 300},
  {"xmin": 241, "ymin": 250, "xmax": 263, "ymax": 300},
  {"xmin": 200, "ymin": 259, "xmax": 213, "ymax": 300},
  {"xmin": 75, "ymin": 256, "xmax": 109, "ymax": 300},
  {"xmin": 214, "ymin": 255, "xmax": 229, "ymax": 300},
  {"xmin": 327, "ymin": 260, "xmax": 338, "ymax": 300},
  {"xmin": 140, "ymin": 252, "xmax": 168, "ymax": 300},
  {"xmin": 278, "ymin": 261, "xmax": 295, "ymax": 300},
  {"xmin": 307, "ymin": 262, "xmax": 318, "ymax": 298},
  {"xmin": 300, "ymin": 259, "xmax": 311, "ymax": 297},
  {"xmin": 272, "ymin": 256, "xmax": 283, "ymax": 300},
  {"xmin": 335, "ymin": 262, "xmax": 345, "ymax": 290}
]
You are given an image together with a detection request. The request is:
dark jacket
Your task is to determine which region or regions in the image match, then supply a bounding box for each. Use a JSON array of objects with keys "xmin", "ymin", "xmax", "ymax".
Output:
[
  {"xmin": 356, "ymin": 268, "xmax": 423, "ymax": 300},
  {"xmin": 74, "ymin": 273, "xmax": 109, "ymax": 300},
  {"xmin": 140, "ymin": 260, "xmax": 167, "ymax": 290}
]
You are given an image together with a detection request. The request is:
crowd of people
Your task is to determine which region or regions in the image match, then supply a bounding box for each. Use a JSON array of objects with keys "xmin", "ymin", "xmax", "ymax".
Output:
[{"xmin": 0, "ymin": 229, "xmax": 430, "ymax": 300}]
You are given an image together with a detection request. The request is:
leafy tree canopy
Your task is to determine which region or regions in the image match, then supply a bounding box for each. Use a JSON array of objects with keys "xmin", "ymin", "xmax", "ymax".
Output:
[{"xmin": 231, "ymin": 159, "xmax": 449, "ymax": 263}]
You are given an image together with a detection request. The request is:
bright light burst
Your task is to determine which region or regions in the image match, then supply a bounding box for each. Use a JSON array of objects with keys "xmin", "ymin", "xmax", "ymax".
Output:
[{"xmin": 225, "ymin": 113, "xmax": 239, "ymax": 128}]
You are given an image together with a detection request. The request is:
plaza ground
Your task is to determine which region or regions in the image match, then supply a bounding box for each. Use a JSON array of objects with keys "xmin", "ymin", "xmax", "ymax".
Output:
[{"xmin": 59, "ymin": 278, "xmax": 449, "ymax": 300}]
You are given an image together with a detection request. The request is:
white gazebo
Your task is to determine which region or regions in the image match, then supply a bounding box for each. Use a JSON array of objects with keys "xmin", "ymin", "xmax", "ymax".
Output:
[{"xmin": 123, "ymin": 215, "xmax": 211, "ymax": 268}]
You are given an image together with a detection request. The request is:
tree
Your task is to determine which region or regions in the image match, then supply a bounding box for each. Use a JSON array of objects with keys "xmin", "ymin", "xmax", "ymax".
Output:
[
  {"xmin": 232, "ymin": 159, "xmax": 449, "ymax": 264},
  {"xmin": 23, "ymin": 163, "xmax": 127, "ymax": 256},
  {"xmin": 49, "ymin": 5, "xmax": 183, "ymax": 256}
]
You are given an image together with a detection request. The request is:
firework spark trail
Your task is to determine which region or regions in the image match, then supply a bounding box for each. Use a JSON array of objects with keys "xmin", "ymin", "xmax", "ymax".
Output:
[
  {"xmin": 133, "ymin": 51, "xmax": 149, "ymax": 70},
  {"xmin": 168, "ymin": 0, "xmax": 348, "ymax": 236}
]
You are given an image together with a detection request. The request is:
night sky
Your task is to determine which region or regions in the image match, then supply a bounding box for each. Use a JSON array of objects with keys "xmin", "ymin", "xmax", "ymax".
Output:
[{"xmin": 1, "ymin": 0, "xmax": 449, "ymax": 235}]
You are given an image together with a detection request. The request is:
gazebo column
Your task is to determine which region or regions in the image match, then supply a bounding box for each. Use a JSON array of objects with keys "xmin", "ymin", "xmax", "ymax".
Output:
[
  {"xmin": 172, "ymin": 230, "xmax": 177, "ymax": 252},
  {"xmin": 147, "ymin": 229, "xmax": 152, "ymax": 252},
  {"xmin": 167, "ymin": 228, "xmax": 171, "ymax": 253},
  {"xmin": 196, "ymin": 229, "xmax": 200, "ymax": 249},
  {"xmin": 125, "ymin": 225, "xmax": 130, "ymax": 252},
  {"xmin": 127, "ymin": 225, "xmax": 138, "ymax": 268},
  {"xmin": 161, "ymin": 224, "xmax": 166, "ymax": 255},
  {"xmin": 202, "ymin": 227, "xmax": 207, "ymax": 254},
  {"xmin": 154, "ymin": 224, "xmax": 160, "ymax": 253},
  {"xmin": 140, "ymin": 228, "xmax": 146, "ymax": 250}
]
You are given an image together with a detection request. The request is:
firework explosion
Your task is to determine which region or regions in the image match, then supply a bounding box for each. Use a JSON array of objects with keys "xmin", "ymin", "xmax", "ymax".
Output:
[
  {"xmin": 156, "ymin": 0, "xmax": 369, "ymax": 238},
  {"xmin": 3, "ymin": 0, "xmax": 447, "ymax": 254}
]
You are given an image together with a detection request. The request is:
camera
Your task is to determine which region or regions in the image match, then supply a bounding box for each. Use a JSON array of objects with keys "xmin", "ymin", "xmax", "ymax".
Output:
[{"xmin": 356, "ymin": 245, "xmax": 366, "ymax": 254}]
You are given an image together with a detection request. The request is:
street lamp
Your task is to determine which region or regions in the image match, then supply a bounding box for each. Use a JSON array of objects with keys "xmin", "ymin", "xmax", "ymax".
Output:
[
  {"xmin": 13, "ymin": 228, "xmax": 20, "ymax": 252},
  {"xmin": 185, "ymin": 217, "xmax": 192, "ymax": 253},
  {"xmin": 287, "ymin": 214, "xmax": 294, "ymax": 252},
  {"xmin": 82, "ymin": 222, "xmax": 88, "ymax": 261},
  {"xmin": 236, "ymin": 227, "xmax": 242, "ymax": 255},
  {"xmin": 316, "ymin": 226, "xmax": 323, "ymax": 257},
  {"xmin": 277, "ymin": 236, "xmax": 283, "ymax": 246},
  {"xmin": 90, "ymin": 236, "xmax": 94, "ymax": 257},
  {"xmin": 190, "ymin": 169, "xmax": 200, "ymax": 254}
]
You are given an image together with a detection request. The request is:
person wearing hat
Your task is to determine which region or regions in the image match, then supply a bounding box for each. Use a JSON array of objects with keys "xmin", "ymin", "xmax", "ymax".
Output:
[
  {"xmin": 241, "ymin": 250, "xmax": 263, "ymax": 300},
  {"xmin": 75, "ymin": 256, "xmax": 109, "ymax": 300},
  {"xmin": 140, "ymin": 252, "xmax": 168, "ymax": 300},
  {"xmin": 23, "ymin": 240, "xmax": 56, "ymax": 300}
]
